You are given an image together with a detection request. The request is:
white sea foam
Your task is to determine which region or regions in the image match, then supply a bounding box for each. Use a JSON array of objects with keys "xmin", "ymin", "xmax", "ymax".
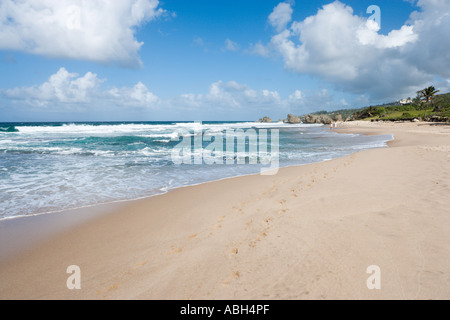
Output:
[
  {"xmin": 139, "ymin": 132, "xmax": 181, "ymax": 139},
  {"xmin": 13, "ymin": 122, "xmax": 321, "ymax": 138}
]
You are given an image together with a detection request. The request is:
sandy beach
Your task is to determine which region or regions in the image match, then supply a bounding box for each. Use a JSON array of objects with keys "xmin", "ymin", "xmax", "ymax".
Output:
[{"xmin": 0, "ymin": 121, "xmax": 449, "ymax": 300}]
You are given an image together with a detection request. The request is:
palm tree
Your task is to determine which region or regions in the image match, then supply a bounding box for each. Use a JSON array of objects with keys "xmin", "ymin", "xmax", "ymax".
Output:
[{"xmin": 417, "ymin": 86, "xmax": 440, "ymax": 119}]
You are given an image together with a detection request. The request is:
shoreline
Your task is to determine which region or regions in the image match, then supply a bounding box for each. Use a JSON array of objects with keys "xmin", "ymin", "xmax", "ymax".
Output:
[
  {"xmin": 1, "ymin": 121, "xmax": 449, "ymax": 299},
  {"xmin": 0, "ymin": 125, "xmax": 393, "ymax": 262},
  {"xmin": 0, "ymin": 124, "xmax": 392, "ymax": 223},
  {"xmin": 0, "ymin": 122, "xmax": 388, "ymax": 225}
]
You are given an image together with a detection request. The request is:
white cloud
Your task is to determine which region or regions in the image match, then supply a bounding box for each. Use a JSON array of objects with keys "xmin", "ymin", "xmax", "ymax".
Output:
[
  {"xmin": 108, "ymin": 82, "xmax": 158, "ymax": 107},
  {"xmin": 263, "ymin": 0, "xmax": 450, "ymax": 100},
  {"xmin": 356, "ymin": 20, "xmax": 417, "ymax": 49},
  {"xmin": 287, "ymin": 88, "xmax": 341, "ymax": 112},
  {"xmin": 172, "ymin": 81, "xmax": 283, "ymax": 113},
  {"xmin": 192, "ymin": 36, "xmax": 205, "ymax": 47},
  {"xmin": 224, "ymin": 38, "xmax": 239, "ymax": 52},
  {"xmin": 247, "ymin": 41, "xmax": 271, "ymax": 57},
  {"xmin": 4, "ymin": 67, "xmax": 102, "ymax": 107},
  {"xmin": 268, "ymin": 2, "xmax": 293, "ymax": 32},
  {"xmin": 289, "ymin": 89, "xmax": 303, "ymax": 101},
  {"xmin": 405, "ymin": 0, "xmax": 450, "ymax": 78},
  {"xmin": 0, "ymin": 0, "xmax": 166, "ymax": 67},
  {"xmin": 3, "ymin": 68, "xmax": 159, "ymax": 109}
]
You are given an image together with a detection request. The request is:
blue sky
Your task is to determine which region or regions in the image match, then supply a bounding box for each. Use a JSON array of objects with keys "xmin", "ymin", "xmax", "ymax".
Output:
[{"xmin": 1, "ymin": 0, "xmax": 449, "ymax": 121}]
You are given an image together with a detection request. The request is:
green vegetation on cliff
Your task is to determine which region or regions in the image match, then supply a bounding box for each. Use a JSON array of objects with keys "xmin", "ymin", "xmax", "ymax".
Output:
[
  {"xmin": 301, "ymin": 92, "xmax": 450, "ymax": 123},
  {"xmin": 353, "ymin": 92, "xmax": 450, "ymax": 121}
]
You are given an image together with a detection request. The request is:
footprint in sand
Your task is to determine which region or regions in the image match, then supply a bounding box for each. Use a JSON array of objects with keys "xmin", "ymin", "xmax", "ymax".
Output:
[
  {"xmin": 249, "ymin": 230, "xmax": 268, "ymax": 248},
  {"xmin": 97, "ymin": 282, "xmax": 120, "ymax": 297},
  {"xmin": 132, "ymin": 261, "xmax": 148, "ymax": 270},
  {"xmin": 108, "ymin": 283, "xmax": 120, "ymax": 291},
  {"xmin": 166, "ymin": 246, "xmax": 183, "ymax": 255},
  {"xmin": 278, "ymin": 200, "xmax": 288, "ymax": 212},
  {"xmin": 257, "ymin": 231, "xmax": 268, "ymax": 240},
  {"xmin": 230, "ymin": 248, "xmax": 239, "ymax": 256},
  {"xmin": 232, "ymin": 206, "xmax": 244, "ymax": 214},
  {"xmin": 244, "ymin": 219, "xmax": 253, "ymax": 230},
  {"xmin": 217, "ymin": 215, "xmax": 226, "ymax": 225},
  {"xmin": 222, "ymin": 270, "xmax": 241, "ymax": 285},
  {"xmin": 208, "ymin": 216, "xmax": 226, "ymax": 233},
  {"xmin": 290, "ymin": 188, "xmax": 299, "ymax": 197}
]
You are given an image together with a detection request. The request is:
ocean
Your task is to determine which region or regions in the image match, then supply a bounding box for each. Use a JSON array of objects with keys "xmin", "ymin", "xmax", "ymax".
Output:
[{"xmin": 0, "ymin": 121, "xmax": 393, "ymax": 220}]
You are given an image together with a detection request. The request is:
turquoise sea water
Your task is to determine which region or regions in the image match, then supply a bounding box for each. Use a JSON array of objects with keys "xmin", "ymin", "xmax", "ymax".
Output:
[{"xmin": 0, "ymin": 121, "xmax": 392, "ymax": 220}]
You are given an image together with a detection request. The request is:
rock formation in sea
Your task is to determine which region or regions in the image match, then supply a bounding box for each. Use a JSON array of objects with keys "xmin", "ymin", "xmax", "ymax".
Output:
[
  {"xmin": 286, "ymin": 114, "xmax": 301, "ymax": 124},
  {"xmin": 258, "ymin": 116, "xmax": 272, "ymax": 123},
  {"xmin": 302, "ymin": 114, "xmax": 333, "ymax": 124}
]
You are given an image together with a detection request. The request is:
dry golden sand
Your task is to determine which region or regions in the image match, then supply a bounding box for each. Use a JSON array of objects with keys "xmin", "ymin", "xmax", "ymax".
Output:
[{"xmin": 0, "ymin": 121, "xmax": 449, "ymax": 300}]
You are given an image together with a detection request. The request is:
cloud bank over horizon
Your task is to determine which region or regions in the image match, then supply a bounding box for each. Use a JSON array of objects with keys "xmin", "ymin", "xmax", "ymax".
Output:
[{"xmin": 1, "ymin": 67, "xmax": 346, "ymax": 121}]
